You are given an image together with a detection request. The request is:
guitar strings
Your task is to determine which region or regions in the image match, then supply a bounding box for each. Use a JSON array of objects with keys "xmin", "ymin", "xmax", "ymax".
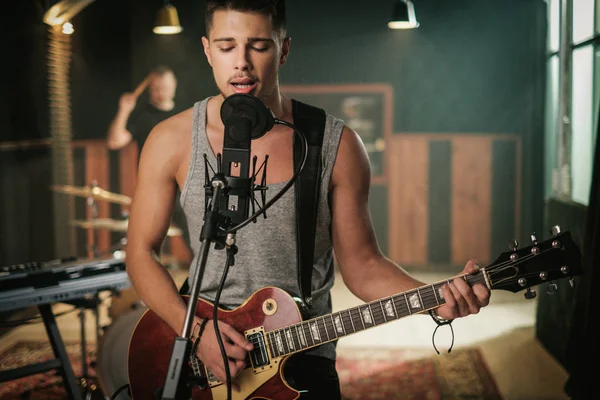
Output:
[{"xmin": 265, "ymin": 245, "xmax": 568, "ymax": 357}]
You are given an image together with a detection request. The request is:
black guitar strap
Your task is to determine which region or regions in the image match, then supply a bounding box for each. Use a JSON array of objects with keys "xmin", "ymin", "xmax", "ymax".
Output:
[{"xmin": 291, "ymin": 99, "xmax": 326, "ymax": 308}]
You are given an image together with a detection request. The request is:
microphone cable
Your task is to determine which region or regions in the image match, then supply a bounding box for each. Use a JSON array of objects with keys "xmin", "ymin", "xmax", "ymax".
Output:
[{"xmin": 212, "ymin": 120, "xmax": 308, "ymax": 399}]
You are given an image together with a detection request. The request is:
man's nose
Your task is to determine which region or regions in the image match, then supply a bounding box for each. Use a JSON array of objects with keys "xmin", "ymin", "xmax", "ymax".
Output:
[{"xmin": 234, "ymin": 47, "xmax": 250, "ymax": 70}]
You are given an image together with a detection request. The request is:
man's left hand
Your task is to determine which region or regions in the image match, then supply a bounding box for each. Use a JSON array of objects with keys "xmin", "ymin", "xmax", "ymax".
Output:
[{"xmin": 435, "ymin": 259, "xmax": 491, "ymax": 320}]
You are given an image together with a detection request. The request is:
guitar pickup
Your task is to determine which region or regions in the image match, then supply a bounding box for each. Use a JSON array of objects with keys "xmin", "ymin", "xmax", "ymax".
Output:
[{"xmin": 245, "ymin": 327, "xmax": 272, "ymax": 373}]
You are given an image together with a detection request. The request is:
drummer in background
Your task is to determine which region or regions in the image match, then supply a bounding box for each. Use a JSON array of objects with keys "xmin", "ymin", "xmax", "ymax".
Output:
[{"xmin": 105, "ymin": 65, "xmax": 192, "ymax": 264}]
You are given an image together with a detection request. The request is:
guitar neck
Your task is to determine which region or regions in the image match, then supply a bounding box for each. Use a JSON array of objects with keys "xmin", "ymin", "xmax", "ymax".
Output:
[{"xmin": 266, "ymin": 270, "xmax": 489, "ymax": 358}]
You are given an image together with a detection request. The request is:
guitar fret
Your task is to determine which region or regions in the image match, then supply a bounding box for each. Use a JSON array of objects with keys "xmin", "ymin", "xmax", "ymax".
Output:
[
  {"xmin": 379, "ymin": 300, "xmax": 388, "ymax": 322},
  {"xmin": 302, "ymin": 322, "xmax": 315, "ymax": 347},
  {"xmin": 359, "ymin": 305, "xmax": 374, "ymax": 327},
  {"xmin": 393, "ymin": 295, "xmax": 408, "ymax": 318},
  {"xmin": 278, "ymin": 330, "xmax": 290, "ymax": 354},
  {"xmin": 285, "ymin": 328, "xmax": 296, "ymax": 352},
  {"xmin": 350, "ymin": 307, "xmax": 364, "ymax": 331},
  {"xmin": 308, "ymin": 320, "xmax": 321, "ymax": 343},
  {"xmin": 391, "ymin": 296, "xmax": 399, "ymax": 317},
  {"xmin": 374, "ymin": 301, "xmax": 386, "ymax": 324},
  {"xmin": 382, "ymin": 297, "xmax": 397, "ymax": 320},
  {"xmin": 317, "ymin": 318, "xmax": 329, "ymax": 341},
  {"xmin": 432, "ymin": 283, "xmax": 440, "ymax": 306},
  {"xmin": 404, "ymin": 293, "xmax": 412, "ymax": 315},
  {"xmin": 274, "ymin": 331, "xmax": 285, "ymax": 356},
  {"xmin": 322, "ymin": 317, "xmax": 332, "ymax": 341},
  {"xmin": 333, "ymin": 312, "xmax": 347, "ymax": 336},
  {"xmin": 417, "ymin": 289, "xmax": 424, "ymax": 311},
  {"xmin": 368, "ymin": 301, "xmax": 384, "ymax": 325},
  {"xmin": 296, "ymin": 324, "xmax": 307, "ymax": 348},
  {"xmin": 342, "ymin": 310, "xmax": 355, "ymax": 333},
  {"xmin": 268, "ymin": 332, "xmax": 278, "ymax": 358},
  {"xmin": 421, "ymin": 285, "xmax": 438, "ymax": 309},
  {"xmin": 327, "ymin": 314, "xmax": 339, "ymax": 339}
]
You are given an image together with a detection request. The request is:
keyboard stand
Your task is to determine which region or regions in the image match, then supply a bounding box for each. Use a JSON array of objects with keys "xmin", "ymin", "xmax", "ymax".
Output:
[{"xmin": 0, "ymin": 303, "xmax": 83, "ymax": 400}]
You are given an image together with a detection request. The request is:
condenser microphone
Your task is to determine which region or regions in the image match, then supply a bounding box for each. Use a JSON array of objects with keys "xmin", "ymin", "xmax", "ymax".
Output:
[{"xmin": 218, "ymin": 93, "xmax": 275, "ymax": 226}]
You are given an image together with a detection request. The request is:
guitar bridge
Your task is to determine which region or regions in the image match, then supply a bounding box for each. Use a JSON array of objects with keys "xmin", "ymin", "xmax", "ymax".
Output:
[{"xmin": 245, "ymin": 327, "xmax": 274, "ymax": 373}]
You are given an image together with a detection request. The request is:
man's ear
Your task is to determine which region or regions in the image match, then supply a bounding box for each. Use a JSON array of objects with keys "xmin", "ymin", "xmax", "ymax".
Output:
[
  {"xmin": 280, "ymin": 36, "xmax": 291, "ymax": 67},
  {"xmin": 202, "ymin": 36, "xmax": 212, "ymax": 66}
]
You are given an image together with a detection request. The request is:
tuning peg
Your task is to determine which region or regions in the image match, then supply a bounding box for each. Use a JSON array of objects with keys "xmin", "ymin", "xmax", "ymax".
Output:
[
  {"xmin": 546, "ymin": 282, "xmax": 558, "ymax": 294},
  {"xmin": 524, "ymin": 288, "xmax": 537, "ymax": 299},
  {"xmin": 551, "ymin": 225, "xmax": 561, "ymax": 236},
  {"xmin": 509, "ymin": 240, "xmax": 519, "ymax": 251},
  {"xmin": 530, "ymin": 232, "xmax": 538, "ymax": 244},
  {"xmin": 569, "ymin": 277, "xmax": 575, "ymax": 288}
]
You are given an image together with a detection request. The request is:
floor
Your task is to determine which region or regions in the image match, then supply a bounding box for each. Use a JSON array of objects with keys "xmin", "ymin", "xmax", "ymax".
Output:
[{"xmin": 0, "ymin": 268, "xmax": 570, "ymax": 400}]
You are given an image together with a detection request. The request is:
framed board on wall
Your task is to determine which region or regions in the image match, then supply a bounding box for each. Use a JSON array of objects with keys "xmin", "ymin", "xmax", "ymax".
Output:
[{"xmin": 281, "ymin": 84, "xmax": 393, "ymax": 184}]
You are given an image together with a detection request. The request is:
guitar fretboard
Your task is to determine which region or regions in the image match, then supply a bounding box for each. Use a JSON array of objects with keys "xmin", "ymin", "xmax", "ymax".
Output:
[{"xmin": 266, "ymin": 272, "xmax": 487, "ymax": 358}]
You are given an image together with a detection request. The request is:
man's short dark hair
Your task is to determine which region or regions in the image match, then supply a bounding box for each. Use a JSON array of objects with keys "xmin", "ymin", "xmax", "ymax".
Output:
[{"xmin": 205, "ymin": 0, "xmax": 287, "ymax": 38}]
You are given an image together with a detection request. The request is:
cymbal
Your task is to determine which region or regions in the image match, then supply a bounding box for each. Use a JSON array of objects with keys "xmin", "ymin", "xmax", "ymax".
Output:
[
  {"xmin": 70, "ymin": 218, "xmax": 183, "ymax": 237},
  {"xmin": 51, "ymin": 184, "xmax": 132, "ymax": 206}
]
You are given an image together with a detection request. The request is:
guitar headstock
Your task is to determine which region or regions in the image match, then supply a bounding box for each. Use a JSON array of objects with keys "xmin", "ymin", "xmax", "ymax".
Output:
[{"xmin": 485, "ymin": 225, "xmax": 583, "ymax": 299}]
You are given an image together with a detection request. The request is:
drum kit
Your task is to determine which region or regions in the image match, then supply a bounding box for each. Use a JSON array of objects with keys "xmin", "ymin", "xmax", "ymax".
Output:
[{"xmin": 51, "ymin": 182, "xmax": 185, "ymax": 399}]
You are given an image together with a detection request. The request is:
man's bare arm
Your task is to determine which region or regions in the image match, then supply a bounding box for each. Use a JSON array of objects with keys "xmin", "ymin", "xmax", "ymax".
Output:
[
  {"xmin": 107, "ymin": 93, "xmax": 136, "ymax": 150},
  {"xmin": 330, "ymin": 127, "xmax": 490, "ymax": 319},
  {"xmin": 330, "ymin": 126, "xmax": 424, "ymax": 302},
  {"xmin": 124, "ymin": 121, "xmax": 188, "ymax": 333}
]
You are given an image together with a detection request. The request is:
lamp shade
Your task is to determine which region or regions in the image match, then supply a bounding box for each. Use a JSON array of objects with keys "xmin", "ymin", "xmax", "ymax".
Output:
[
  {"xmin": 153, "ymin": 3, "xmax": 183, "ymax": 34},
  {"xmin": 388, "ymin": 0, "xmax": 419, "ymax": 29}
]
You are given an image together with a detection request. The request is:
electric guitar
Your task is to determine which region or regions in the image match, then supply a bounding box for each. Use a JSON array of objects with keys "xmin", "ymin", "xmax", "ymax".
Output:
[{"xmin": 127, "ymin": 227, "xmax": 583, "ymax": 399}]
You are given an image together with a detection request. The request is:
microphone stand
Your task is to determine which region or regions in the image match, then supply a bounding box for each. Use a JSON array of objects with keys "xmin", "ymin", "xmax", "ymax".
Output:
[
  {"xmin": 161, "ymin": 174, "xmax": 231, "ymax": 400},
  {"xmin": 159, "ymin": 93, "xmax": 308, "ymax": 400}
]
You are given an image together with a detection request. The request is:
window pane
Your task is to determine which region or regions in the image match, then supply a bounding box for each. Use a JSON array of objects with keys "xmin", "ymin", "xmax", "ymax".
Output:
[
  {"xmin": 571, "ymin": 46, "xmax": 594, "ymax": 205},
  {"xmin": 545, "ymin": 56, "xmax": 560, "ymax": 199},
  {"xmin": 597, "ymin": 0, "xmax": 600, "ymax": 34},
  {"xmin": 573, "ymin": 0, "xmax": 595, "ymax": 43},
  {"xmin": 595, "ymin": 46, "xmax": 600, "ymax": 147},
  {"xmin": 548, "ymin": 0, "xmax": 560, "ymax": 51}
]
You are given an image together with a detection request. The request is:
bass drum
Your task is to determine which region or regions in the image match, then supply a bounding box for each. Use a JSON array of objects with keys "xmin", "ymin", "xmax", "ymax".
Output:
[{"xmin": 97, "ymin": 306, "xmax": 148, "ymax": 400}]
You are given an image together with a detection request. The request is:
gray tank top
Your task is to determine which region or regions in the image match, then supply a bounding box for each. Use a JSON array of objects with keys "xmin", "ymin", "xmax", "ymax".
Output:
[{"xmin": 180, "ymin": 97, "xmax": 345, "ymax": 360}]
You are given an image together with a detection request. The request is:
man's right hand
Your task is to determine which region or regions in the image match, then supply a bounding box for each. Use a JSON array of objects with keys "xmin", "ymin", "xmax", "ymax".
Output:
[
  {"xmin": 196, "ymin": 319, "xmax": 254, "ymax": 385},
  {"xmin": 119, "ymin": 92, "xmax": 137, "ymax": 114}
]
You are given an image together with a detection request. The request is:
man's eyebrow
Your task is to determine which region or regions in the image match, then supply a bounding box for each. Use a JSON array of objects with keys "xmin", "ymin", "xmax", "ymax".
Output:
[{"xmin": 212, "ymin": 37, "xmax": 275, "ymax": 44}]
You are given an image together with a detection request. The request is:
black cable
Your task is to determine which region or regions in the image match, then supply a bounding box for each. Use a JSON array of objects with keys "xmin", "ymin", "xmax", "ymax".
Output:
[
  {"xmin": 213, "ymin": 246, "xmax": 236, "ymax": 400},
  {"xmin": 109, "ymin": 383, "xmax": 131, "ymax": 400}
]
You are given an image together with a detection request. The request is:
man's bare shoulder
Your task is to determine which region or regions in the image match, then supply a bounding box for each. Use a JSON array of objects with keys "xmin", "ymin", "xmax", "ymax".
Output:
[{"xmin": 139, "ymin": 107, "xmax": 194, "ymax": 169}]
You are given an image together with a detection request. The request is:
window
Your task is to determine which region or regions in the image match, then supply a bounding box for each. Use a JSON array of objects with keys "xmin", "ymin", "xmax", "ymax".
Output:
[
  {"xmin": 548, "ymin": 0, "xmax": 560, "ymax": 52},
  {"xmin": 595, "ymin": 48, "xmax": 600, "ymax": 147},
  {"xmin": 545, "ymin": 56, "xmax": 560, "ymax": 199},
  {"xmin": 573, "ymin": 0, "xmax": 595, "ymax": 43},
  {"xmin": 544, "ymin": 0, "xmax": 598, "ymax": 205},
  {"xmin": 571, "ymin": 46, "xmax": 594, "ymax": 205}
]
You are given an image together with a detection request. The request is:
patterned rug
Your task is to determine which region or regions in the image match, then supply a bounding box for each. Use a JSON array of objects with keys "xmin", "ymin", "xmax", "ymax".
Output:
[
  {"xmin": 336, "ymin": 347, "xmax": 503, "ymax": 400},
  {"xmin": 0, "ymin": 341, "xmax": 502, "ymax": 399},
  {"xmin": 0, "ymin": 341, "xmax": 101, "ymax": 400}
]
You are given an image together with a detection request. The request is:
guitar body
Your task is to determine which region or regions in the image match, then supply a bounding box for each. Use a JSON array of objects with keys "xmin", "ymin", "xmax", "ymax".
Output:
[{"xmin": 128, "ymin": 287, "xmax": 303, "ymax": 400}]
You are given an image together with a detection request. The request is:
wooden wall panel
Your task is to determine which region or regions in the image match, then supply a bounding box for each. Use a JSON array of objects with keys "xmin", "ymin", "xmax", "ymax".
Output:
[
  {"xmin": 388, "ymin": 136, "xmax": 429, "ymax": 265},
  {"xmin": 450, "ymin": 137, "xmax": 492, "ymax": 265}
]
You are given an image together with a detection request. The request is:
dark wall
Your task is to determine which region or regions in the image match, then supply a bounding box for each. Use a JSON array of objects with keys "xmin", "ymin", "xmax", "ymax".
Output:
[
  {"xmin": 129, "ymin": 0, "xmax": 546, "ymax": 259},
  {"xmin": 0, "ymin": 0, "xmax": 131, "ymax": 266},
  {"xmin": 0, "ymin": 0, "xmax": 547, "ymax": 266}
]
